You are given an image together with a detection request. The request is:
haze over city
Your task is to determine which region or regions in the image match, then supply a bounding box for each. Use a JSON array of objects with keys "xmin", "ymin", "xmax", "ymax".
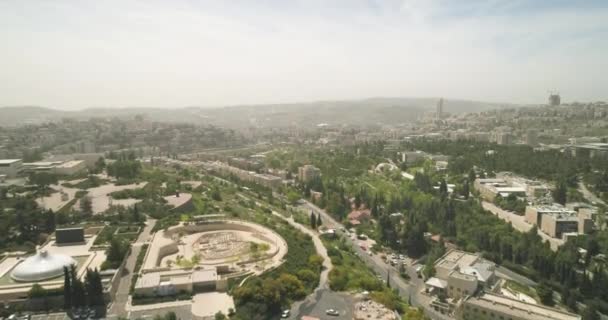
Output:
[
  {"xmin": 2, "ymin": 2, "xmax": 608, "ymax": 320},
  {"xmin": 1, "ymin": 0, "xmax": 607, "ymax": 109}
]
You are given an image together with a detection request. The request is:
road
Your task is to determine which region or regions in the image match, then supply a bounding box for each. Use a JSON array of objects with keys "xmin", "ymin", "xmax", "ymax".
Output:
[
  {"xmin": 579, "ymin": 181, "xmax": 606, "ymax": 205},
  {"xmin": 107, "ymin": 218, "xmax": 157, "ymax": 319},
  {"xmin": 269, "ymin": 210, "xmax": 343, "ymax": 319},
  {"xmin": 300, "ymin": 199, "xmax": 453, "ymax": 320},
  {"xmin": 481, "ymin": 201, "xmax": 563, "ymax": 251}
]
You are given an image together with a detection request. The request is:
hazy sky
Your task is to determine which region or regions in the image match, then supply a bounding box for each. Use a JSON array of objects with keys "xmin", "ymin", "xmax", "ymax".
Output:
[{"xmin": 1, "ymin": 0, "xmax": 607, "ymax": 109}]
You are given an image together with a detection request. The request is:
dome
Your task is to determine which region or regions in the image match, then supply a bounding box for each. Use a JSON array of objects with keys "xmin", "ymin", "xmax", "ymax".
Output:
[{"xmin": 11, "ymin": 250, "xmax": 77, "ymax": 282}]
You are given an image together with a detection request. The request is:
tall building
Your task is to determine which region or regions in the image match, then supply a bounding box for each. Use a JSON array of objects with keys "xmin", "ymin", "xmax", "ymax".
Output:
[
  {"xmin": 548, "ymin": 93, "xmax": 561, "ymax": 106},
  {"xmin": 298, "ymin": 165, "xmax": 321, "ymax": 183},
  {"xmin": 524, "ymin": 129, "xmax": 538, "ymax": 146},
  {"xmin": 436, "ymin": 98, "xmax": 444, "ymax": 121}
]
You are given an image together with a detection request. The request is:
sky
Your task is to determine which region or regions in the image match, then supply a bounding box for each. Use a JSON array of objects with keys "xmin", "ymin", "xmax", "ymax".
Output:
[{"xmin": 1, "ymin": 0, "xmax": 607, "ymax": 109}]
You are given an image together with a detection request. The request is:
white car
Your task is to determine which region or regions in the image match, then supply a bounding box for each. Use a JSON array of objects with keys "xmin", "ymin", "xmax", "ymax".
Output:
[
  {"xmin": 326, "ymin": 309, "xmax": 340, "ymax": 316},
  {"xmin": 281, "ymin": 309, "xmax": 290, "ymax": 318}
]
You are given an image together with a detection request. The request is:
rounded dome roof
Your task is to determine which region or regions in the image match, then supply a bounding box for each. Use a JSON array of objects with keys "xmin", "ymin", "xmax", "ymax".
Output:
[{"xmin": 11, "ymin": 250, "xmax": 77, "ymax": 282}]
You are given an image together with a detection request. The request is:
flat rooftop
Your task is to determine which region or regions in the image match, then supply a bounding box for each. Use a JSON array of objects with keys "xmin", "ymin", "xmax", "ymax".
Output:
[
  {"xmin": 531, "ymin": 204, "xmax": 577, "ymax": 214},
  {"xmin": 55, "ymin": 160, "xmax": 84, "ymax": 168},
  {"xmin": 436, "ymin": 250, "xmax": 479, "ymax": 271},
  {"xmin": 465, "ymin": 293, "xmax": 581, "ymax": 320},
  {"xmin": 0, "ymin": 159, "xmax": 21, "ymax": 165}
]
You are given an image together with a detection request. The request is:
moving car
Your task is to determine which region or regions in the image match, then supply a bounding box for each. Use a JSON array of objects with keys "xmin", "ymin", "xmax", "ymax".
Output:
[
  {"xmin": 281, "ymin": 309, "xmax": 290, "ymax": 318},
  {"xmin": 325, "ymin": 309, "xmax": 340, "ymax": 316}
]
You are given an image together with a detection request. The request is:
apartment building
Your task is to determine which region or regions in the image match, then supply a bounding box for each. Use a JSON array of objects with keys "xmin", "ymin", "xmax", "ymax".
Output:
[{"xmin": 298, "ymin": 165, "xmax": 321, "ymax": 183}]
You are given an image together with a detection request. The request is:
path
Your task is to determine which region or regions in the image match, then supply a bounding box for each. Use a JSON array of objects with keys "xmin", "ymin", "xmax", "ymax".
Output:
[{"xmin": 107, "ymin": 218, "xmax": 157, "ymax": 318}]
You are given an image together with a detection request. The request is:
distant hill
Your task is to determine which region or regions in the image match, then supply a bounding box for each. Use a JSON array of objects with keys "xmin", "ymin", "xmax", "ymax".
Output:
[{"xmin": 0, "ymin": 97, "xmax": 513, "ymax": 127}]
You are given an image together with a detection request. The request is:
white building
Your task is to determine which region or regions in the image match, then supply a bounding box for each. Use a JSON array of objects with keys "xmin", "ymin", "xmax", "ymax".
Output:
[{"xmin": 0, "ymin": 159, "xmax": 23, "ymax": 178}]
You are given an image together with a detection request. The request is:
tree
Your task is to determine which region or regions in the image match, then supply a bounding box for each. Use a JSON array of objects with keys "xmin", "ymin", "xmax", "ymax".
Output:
[
  {"xmin": 85, "ymin": 269, "xmax": 104, "ymax": 306},
  {"xmin": 28, "ymin": 283, "xmax": 47, "ymax": 299},
  {"xmin": 553, "ymin": 181, "xmax": 567, "ymax": 205},
  {"xmin": 537, "ymin": 282, "xmax": 554, "ymax": 306},
  {"xmin": 80, "ymin": 196, "xmax": 93, "ymax": 215},
  {"xmin": 28, "ymin": 283, "xmax": 49, "ymax": 311},
  {"xmin": 462, "ymin": 180, "xmax": 470, "ymax": 199},
  {"xmin": 468, "ymin": 168, "xmax": 476, "ymax": 184},
  {"xmin": 105, "ymin": 238, "xmax": 130, "ymax": 269},
  {"xmin": 63, "ymin": 267, "xmax": 72, "ymax": 310},
  {"xmin": 439, "ymin": 178, "xmax": 448, "ymax": 196},
  {"xmin": 316, "ymin": 213, "xmax": 322, "ymax": 227},
  {"xmin": 214, "ymin": 312, "xmax": 226, "ymax": 320},
  {"xmin": 582, "ymin": 304, "xmax": 600, "ymax": 320},
  {"xmin": 45, "ymin": 209, "xmax": 56, "ymax": 232},
  {"xmin": 131, "ymin": 204, "xmax": 141, "ymax": 222},
  {"xmin": 287, "ymin": 191, "xmax": 300, "ymax": 205},
  {"xmin": 70, "ymin": 265, "xmax": 86, "ymax": 308},
  {"xmin": 29, "ymin": 172, "xmax": 58, "ymax": 189},
  {"xmin": 310, "ymin": 211, "xmax": 317, "ymax": 229}
]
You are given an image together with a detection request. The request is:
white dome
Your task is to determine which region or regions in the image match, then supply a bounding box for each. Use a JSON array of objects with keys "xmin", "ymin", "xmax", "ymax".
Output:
[{"xmin": 11, "ymin": 250, "xmax": 77, "ymax": 282}]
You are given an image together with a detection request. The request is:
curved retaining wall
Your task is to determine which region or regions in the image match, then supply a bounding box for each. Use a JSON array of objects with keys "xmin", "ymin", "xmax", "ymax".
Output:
[{"xmin": 144, "ymin": 219, "xmax": 287, "ymax": 270}]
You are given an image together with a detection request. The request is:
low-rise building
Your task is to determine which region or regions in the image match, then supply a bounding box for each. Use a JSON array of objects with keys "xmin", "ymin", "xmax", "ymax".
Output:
[
  {"xmin": 134, "ymin": 269, "xmax": 220, "ymax": 296},
  {"xmin": 427, "ymin": 250, "xmax": 496, "ymax": 299},
  {"xmin": 474, "ymin": 178, "xmax": 526, "ymax": 202},
  {"xmin": 525, "ymin": 204, "xmax": 591, "ymax": 238},
  {"xmin": 0, "ymin": 159, "xmax": 23, "ymax": 178},
  {"xmin": 457, "ymin": 292, "xmax": 581, "ymax": 320},
  {"xmin": 53, "ymin": 160, "xmax": 86, "ymax": 175}
]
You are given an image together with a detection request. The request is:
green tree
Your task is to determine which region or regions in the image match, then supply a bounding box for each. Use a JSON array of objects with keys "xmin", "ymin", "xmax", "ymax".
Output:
[
  {"xmin": 553, "ymin": 181, "xmax": 567, "ymax": 205},
  {"xmin": 582, "ymin": 304, "xmax": 599, "ymax": 320},
  {"xmin": 537, "ymin": 282, "xmax": 554, "ymax": 306},
  {"xmin": 85, "ymin": 269, "xmax": 105, "ymax": 306},
  {"xmin": 63, "ymin": 267, "xmax": 72, "ymax": 310},
  {"xmin": 310, "ymin": 211, "xmax": 317, "ymax": 229},
  {"xmin": 80, "ymin": 196, "xmax": 93, "ymax": 215}
]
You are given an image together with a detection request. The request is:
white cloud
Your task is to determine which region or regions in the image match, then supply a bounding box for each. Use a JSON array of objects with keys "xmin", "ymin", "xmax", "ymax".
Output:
[{"xmin": 0, "ymin": 0, "xmax": 606, "ymax": 109}]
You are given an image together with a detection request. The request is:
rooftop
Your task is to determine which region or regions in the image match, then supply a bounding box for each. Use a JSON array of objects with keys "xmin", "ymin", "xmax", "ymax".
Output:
[
  {"xmin": 55, "ymin": 160, "xmax": 85, "ymax": 168},
  {"xmin": 0, "ymin": 159, "xmax": 21, "ymax": 165},
  {"xmin": 436, "ymin": 250, "xmax": 480, "ymax": 271},
  {"xmin": 464, "ymin": 293, "xmax": 581, "ymax": 320}
]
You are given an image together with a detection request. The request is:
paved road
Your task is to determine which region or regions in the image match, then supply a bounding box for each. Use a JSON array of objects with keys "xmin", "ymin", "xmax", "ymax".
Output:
[
  {"xmin": 108, "ymin": 218, "xmax": 157, "ymax": 318},
  {"xmin": 270, "ymin": 210, "xmax": 336, "ymax": 319},
  {"xmin": 481, "ymin": 201, "xmax": 563, "ymax": 251},
  {"xmin": 579, "ymin": 181, "xmax": 606, "ymax": 205},
  {"xmin": 300, "ymin": 200, "xmax": 453, "ymax": 320}
]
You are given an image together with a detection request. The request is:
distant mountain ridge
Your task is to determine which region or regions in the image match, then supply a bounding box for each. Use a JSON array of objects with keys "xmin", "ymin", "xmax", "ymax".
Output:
[{"xmin": 0, "ymin": 97, "xmax": 515, "ymax": 127}]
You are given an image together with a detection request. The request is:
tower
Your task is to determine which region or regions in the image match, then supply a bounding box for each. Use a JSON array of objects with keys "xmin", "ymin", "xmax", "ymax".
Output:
[
  {"xmin": 436, "ymin": 98, "xmax": 444, "ymax": 121},
  {"xmin": 548, "ymin": 92, "xmax": 561, "ymax": 106}
]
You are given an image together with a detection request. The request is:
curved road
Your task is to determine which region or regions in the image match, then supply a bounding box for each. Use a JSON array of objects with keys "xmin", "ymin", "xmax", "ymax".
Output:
[
  {"xmin": 270, "ymin": 211, "xmax": 333, "ymax": 319},
  {"xmin": 299, "ymin": 199, "xmax": 453, "ymax": 320}
]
